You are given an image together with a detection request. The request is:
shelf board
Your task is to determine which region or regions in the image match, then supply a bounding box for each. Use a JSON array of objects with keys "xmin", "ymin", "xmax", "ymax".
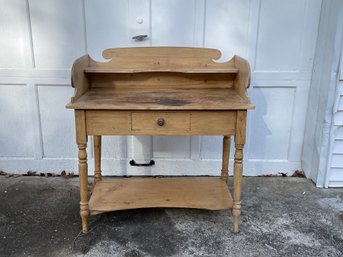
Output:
[
  {"xmin": 84, "ymin": 67, "xmax": 239, "ymax": 74},
  {"xmin": 66, "ymin": 88, "xmax": 255, "ymax": 110},
  {"xmin": 89, "ymin": 177, "xmax": 232, "ymax": 215}
]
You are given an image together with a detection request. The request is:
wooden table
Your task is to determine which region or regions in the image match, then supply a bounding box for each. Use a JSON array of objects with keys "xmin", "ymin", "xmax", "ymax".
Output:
[{"xmin": 66, "ymin": 47, "xmax": 254, "ymax": 234}]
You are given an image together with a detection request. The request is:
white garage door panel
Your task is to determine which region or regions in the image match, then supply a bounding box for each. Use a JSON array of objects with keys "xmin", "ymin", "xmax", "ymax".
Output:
[
  {"xmin": 249, "ymin": 87, "xmax": 295, "ymax": 160},
  {"xmin": 153, "ymin": 136, "xmax": 191, "ymax": 159},
  {"xmin": 205, "ymin": 0, "xmax": 251, "ymax": 59},
  {"xmin": 0, "ymin": 0, "xmax": 27, "ymax": 68},
  {"xmin": 255, "ymin": 0, "xmax": 321, "ymax": 71},
  {"xmin": 101, "ymin": 137, "xmax": 128, "ymax": 160},
  {"xmin": 151, "ymin": 0, "xmax": 196, "ymax": 46},
  {"xmin": 0, "ymin": 85, "xmax": 34, "ymax": 157},
  {"xmin": 38, "ymin": 85, "xmax": 76, "ymax": 158},
  {"xmin": 85, "ymin": 0, "xmax": 130, "ymax": 61},
  {"xmin": 152, "ymin": 137, "xmax": 191, "ymax": 159},
  {"xmin": 29, "ymin": 0, "xmax": 85, "ymax": 69},
  {"xmin": 200, "ymin": 136, "xmax": 222, "ymax": 160}
]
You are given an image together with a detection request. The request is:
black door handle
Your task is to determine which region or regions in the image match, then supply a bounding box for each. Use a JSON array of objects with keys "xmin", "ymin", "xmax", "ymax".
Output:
[
  {"xmin": 129, "ymin": 160, "xmax": 155, "ymax": 167},
  {"xmin": 132, "ymin": 35, "xmax": 149, "ymax": 41}
]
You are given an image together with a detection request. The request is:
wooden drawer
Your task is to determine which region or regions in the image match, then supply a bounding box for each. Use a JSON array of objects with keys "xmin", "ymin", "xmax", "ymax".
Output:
[
  {"xmin": 86, "ymin": 110, "xmax": 236, "ymax": 136},
  {"xmin": 86, "ymin": 111, "xmax": 131, "ymax": 135},
  {"xmin": 131, "ymin": 112, "xmax": 190, "ymax": 134},
  {"xmin": 191, "ymin": 111, "xmax": 236, "ymax": 135}
]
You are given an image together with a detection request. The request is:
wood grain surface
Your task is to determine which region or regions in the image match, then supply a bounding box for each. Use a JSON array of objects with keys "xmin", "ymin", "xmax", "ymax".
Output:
[
  {"xmin": 85, "ymin": 67, "xmax": 238, "ymax": 73},
  {"xmin": 67, "ymin": 88, "xmax": 254, "ymax": 110},
  {"xmin": 89, "ymin": 47, "xmax": 236, "ymax": 69},
  {"xmin": 89, "ymin": 177, "xmax": 233, "ymax": 214},
  {"xmin": 89, "ymin": 72, "xmax": 235, "ymax": 89},
  {"xmin": 86, "ymin": 110, "xmax": 236, "ymax": 136}
]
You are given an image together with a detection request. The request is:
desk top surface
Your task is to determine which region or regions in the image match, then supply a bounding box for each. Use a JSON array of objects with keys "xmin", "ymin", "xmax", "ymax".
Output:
[{"xmin": 66, "ymin": 88, "xmax": 254, "ymax": 110}]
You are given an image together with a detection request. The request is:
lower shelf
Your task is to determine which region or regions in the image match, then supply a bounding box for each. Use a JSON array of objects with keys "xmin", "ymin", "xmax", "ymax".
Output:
[{"xmin": 89, "ymin": 177, "xmax": 232, "ymax": 215}]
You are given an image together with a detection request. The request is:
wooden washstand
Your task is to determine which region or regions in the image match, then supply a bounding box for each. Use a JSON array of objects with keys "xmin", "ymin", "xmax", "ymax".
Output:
[{"xmin": 66, "ymin": 47, "xmax": 254, "ymax": 234}]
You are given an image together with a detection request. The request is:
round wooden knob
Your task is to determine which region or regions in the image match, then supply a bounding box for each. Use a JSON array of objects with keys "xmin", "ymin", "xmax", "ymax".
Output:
[{"xmin": 157, "ymin": 118, "xmax": 165, "ymax": 126}]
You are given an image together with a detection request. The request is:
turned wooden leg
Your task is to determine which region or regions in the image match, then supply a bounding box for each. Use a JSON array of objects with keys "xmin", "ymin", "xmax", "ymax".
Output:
[
  {"xmin": 232, "ymin": 143, "xmax": 243, "ymax": 233},
  {"xmin": 93, "ymin": 135, "xmax": 102, "ymax": 184},
  {"xmin": 232, "ymin": 111, "xmax": 246, "ymax": 233},
  {"xmin": 221, "ymin": 135, "xmax": 230, "ymax": 181},
  {"xmin": 76, "ymin": 110, "xmax": 89, "ymax": 233},
  {"xmin": 78, "ymin": 144, "xmax": 89, "ymax": 233}
]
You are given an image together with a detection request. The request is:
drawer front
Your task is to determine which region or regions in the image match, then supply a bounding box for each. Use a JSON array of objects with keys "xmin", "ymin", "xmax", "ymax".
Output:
[
  {"xmin": 132, "ymin": 112, "xmax": 191, "ymax": 134},
  {"xmin": 191, "ymin": 111, "xmax": 236, "ymax": 135},
  {"xmin": 86, "ymin": 111, "xmax": 131, "ymax": 135},
  {"xmin": 86, "ymin": 111, "xmax": 237, "ymax": 136}
]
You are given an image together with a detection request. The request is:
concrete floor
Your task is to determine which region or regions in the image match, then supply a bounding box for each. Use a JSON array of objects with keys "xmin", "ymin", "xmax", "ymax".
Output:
[{"xmin": 0, "ymin": 176, "xmax": 342, "ymax": 257}]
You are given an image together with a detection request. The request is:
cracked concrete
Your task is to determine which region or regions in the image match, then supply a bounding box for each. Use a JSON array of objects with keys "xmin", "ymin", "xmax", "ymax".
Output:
[{"xmin": 0, "ymin": 176, "xmax": 342, "ymax": 257}]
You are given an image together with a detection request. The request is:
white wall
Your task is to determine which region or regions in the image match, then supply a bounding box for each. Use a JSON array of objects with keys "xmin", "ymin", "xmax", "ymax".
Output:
[
  {"xmin": 302, "ymin": 0, "xmax": 343, "ymax": 187},
  {"xmin": 0, "ymin": 0, "xmax": 322, "ymax": 177},
  {"xmin": 326, "ymin": 3, "xmax": 343, "ymax": 187}
]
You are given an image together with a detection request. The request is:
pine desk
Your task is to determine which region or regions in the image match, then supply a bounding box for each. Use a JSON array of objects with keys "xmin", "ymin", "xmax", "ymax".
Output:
[{"xmin": 66, "ymin": 47, "xmax": 254, "ymax": 234}]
